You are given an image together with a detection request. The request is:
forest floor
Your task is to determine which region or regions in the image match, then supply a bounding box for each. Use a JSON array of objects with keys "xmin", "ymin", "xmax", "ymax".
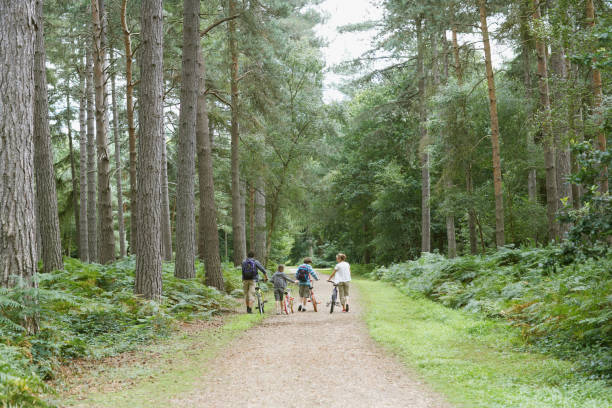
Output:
[{"xmin": 58, "ymin": 272, "xmax": 450, "ymax": 408}]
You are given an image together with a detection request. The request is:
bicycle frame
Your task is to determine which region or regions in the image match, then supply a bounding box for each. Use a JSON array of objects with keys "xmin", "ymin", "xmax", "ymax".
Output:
[{"xmin": 255, "ymin": 281, "xmax": 266, "ymax": 314}]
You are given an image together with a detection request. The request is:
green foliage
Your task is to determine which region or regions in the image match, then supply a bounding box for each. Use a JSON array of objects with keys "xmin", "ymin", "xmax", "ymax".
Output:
[
  {"xmin": 561, "ymin": 142, "xmax": 612, "ymax": 258},
  {"xmin": 0, "ymin": 257, "xmax": 237, "ymax": 407},
  {"xmin": 370, "ymin": 247, "xmax": 612, "ymax": 379}
]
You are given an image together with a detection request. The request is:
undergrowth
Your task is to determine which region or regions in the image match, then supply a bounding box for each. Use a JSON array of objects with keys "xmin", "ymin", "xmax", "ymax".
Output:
[
  {"xmin": 0, "ymin": 257, "xmax": 240, "ymax": 407},
  {"xmin": 370, "ymin": 247, "xmax": 612, "ymax": 380}
]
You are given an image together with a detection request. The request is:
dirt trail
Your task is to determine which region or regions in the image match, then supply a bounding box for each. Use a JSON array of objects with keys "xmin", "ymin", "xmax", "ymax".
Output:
[{"xmin": 170, "ymin": 273, "xmax": 450, "ymax": 408}]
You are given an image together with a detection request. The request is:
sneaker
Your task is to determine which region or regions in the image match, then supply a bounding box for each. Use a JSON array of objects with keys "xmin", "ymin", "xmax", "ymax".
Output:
[
  {"xmin": 247, "ymin": 307, "xmax": 252, "ymax": 314},
  {"xmin": 345, "ymin": 304, "xmax": 349, "ymax": 312},
  {"xmin": 298, "ymin": 305, "xmax": 302, "ymax": 312}
]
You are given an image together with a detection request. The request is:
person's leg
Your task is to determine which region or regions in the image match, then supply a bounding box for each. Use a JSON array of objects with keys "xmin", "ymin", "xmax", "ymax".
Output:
[
  {"xmin": 274, "ymin": 288, "xmax": 282, "ymax": 314},
  {"xmin": 338, "ymin": 282, "xmax": 347, "ymax": 310},
  {"xmin": 344, "ymin": 282, "xmax": 350, "ymax": 312},
  {"xmin": 243, "ymin": 280, "xmax": 255, "ymax": 313}
]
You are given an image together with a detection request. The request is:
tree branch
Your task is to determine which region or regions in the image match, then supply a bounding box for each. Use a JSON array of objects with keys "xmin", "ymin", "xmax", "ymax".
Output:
[{"xmin": 200, "ymin": 15, "xmax": 240, "ymax": 37}]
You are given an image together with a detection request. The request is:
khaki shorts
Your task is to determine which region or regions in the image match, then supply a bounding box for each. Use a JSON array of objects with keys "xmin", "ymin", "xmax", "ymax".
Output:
[
  {"xmin": 243, "ymin": 280, "xmax": 256, "ymax": 303},
  {"xmin": 338, "ymin": 281, "xmax": 350, "ymax": 305},
  {"xmin": 299, "ymin": 285, "xmax": 311, "ymax": 298}
]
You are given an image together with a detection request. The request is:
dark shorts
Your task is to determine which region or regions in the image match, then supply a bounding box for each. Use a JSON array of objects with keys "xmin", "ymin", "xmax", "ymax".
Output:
[{"xmin": 274, "ymin": 288, "xmax": 285, "ymax": 301}]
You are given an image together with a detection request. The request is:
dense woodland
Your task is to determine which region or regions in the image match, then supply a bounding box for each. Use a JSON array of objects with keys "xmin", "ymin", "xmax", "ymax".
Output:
[{"xmin": 0, "ymin": 0, "xmax": 610, "ymax": 405}]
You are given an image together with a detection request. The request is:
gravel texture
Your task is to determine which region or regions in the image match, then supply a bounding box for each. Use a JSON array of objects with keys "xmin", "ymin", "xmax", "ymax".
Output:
[{"xmin": 171, "ymin": 274, "xmax": 451, "ymax": 408}]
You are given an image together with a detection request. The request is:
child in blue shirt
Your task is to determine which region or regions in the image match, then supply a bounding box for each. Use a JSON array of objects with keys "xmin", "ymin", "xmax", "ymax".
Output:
[{"xmin": 295, "ymin": 257, "xmax": 319, "ymax": 312}]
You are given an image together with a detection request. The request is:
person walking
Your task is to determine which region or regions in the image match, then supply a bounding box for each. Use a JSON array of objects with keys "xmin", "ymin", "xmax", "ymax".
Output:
[
  {"xmin": 242, "ymin": 250, "xmax": 268, "ymax": 314},
  {"xmin": 328, "ymin": 253, "xmax": 351, "ymax": 312},
  {"xmin": 270, "ymin": 264, "xmax": 298, "ymax": 314},
  {"xmin": 295, "ymin": 257, "xmax": 319, "ymax": 312}
]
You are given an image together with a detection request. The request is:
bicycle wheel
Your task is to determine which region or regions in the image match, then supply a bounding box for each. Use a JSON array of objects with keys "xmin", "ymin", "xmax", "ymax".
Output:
[
  {"xmin": 330, "ymin": 289, "xmax": 337, "ymax": 314},
  {"xmin": 256, "ymin": 290, "xmax": 264, "ymax": 314},
  {"xmin": 311, "ymin": 292, "xmax": 318, "ymax": 312}
]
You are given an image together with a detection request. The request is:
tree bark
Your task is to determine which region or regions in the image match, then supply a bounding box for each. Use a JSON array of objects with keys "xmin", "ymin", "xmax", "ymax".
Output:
[
  {"xmin": 254, "ymin": 176, "xmax": 266, "ymax": 263},
  {"xmin": 249, "ymin": 184, "xmax": 255, "ymax": 252},
  {"xmin": 92, "ymin": 0, "xmax": 115, "ymax": 263},
  {"xmin": 550, "ymin": 39, "xmax": 572, "ymax": 237},
  {"xmin": 533, "ymin": 1, "xmax": 559, "ymax": 242},
  {"xmin": 229, "ymin": 0, "xmax": 246, "ymax": 266},
  {"xmin": 67, "ymin": 91, "xmax": 80, "ymax": 260},
  {"xmin": 240, "ymin": 179, "xmax": 247, "ymax": 257},
  {"xmin": 196, "ymin": 50, "xmax": 224, "ymax": 290},
  {"xmin": 586, "ymin": 0, "xmax": 608, "ymax": 193},
  {"xmin": 175, "ymin": 0, "xmax": 199, "ymax": 279},
  {"xmin": 86, "ymin": 49, "xmax": 98, "ymax": 262},
  {"xmin": 479, "ymin": 0, "xmax": 505, "ymax": 247},
  {"xmin": 135, "ymin": 0, "xmax": 163, "ymax": 300},
  {"xmin": 160, "ymin": 132, "xmax": 173, "ymax": 261},
  {"xmin": 520, "ymin": 0, "xmax": 537, "ymax": 204},
  {"xmin": 33, "ymin": 0, "xmax": 64, "ymax": 273},
  {"xmin": 110, "ymin": 48, "xmax": 126, "ymax": 258},
  {"xmin": 416, "ymin": 16, "xmax": 430, "ymax": 254},
  {"xmin": 452, "ymin": 23, "xmax": 478, "ymax": 255},
  {"xmin": 0, "ymin": 0, "xmax": 38, "ymax": 289},
  {"xmin": 79, "ymin": 62, "xmax": 89, "ymax": 262},
  {"xmin": 122, "ymin": 0, "xmax": 137, "ymax": 254}
]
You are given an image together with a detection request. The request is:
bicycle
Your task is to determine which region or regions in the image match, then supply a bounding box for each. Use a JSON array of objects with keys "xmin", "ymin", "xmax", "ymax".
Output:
[
  {"xmin": 282, "ymin": 287, "xmax": 294, "ymax": 314},
  {"xmin": 255, "ymin": 281, "xmax": 267, "ymax": 314},
  {"xmin": 307, "ymin": 284, "xmax": 319, "ymax": 312},
  {"xmin": 326, "ymin": 281, "xmax": 341, "ymax": 314}
]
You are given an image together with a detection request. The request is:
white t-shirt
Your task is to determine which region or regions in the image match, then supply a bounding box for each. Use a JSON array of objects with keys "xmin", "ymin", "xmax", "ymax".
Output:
[{"xmin": 332, "ymin": 261, "xmax": 351, "ymax": 283}]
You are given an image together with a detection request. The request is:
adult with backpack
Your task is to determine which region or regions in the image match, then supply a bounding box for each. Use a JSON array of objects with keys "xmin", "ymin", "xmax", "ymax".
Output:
[
  {"xmin": 242, "ymin": 251, "xmax": 269, "ymax": 314},
  {"xmin": 295, "ymin": 257, "xmax": 319, "ymax": 312}
]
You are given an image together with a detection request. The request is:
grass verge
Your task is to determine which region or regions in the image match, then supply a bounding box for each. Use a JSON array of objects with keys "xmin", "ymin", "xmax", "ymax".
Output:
[
  {"xmin": 355, "ymin": 279, "xmax": 612, "ymax": 408},
  {"xmin": 54, "ymin": 311, "xmax": 265, "ymax": 407}
]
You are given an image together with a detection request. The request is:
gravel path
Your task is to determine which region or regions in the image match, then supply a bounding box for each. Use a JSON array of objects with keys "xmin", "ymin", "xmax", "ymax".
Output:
[{"xmin": 170, "ymin": 274, "xmax": 451, "ymax": 408}]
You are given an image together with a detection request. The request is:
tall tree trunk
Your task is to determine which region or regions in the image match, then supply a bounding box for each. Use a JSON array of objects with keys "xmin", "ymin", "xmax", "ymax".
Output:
[
  {"xmin": 0, "ymin": 0, "xmax": 38, "ymax": 290},
  {"xmin": 254, "ymin": 176, "xmax": 266, "ymax": 263},
  {"xmin": 196, "ymin": 50, "xmax": 223, "ymax": 290},
  {"xmin": 479, "ymin": 0, "xmax": 505, "ymax": 247},
  {"xmin": 416, "ymin": 16, "xmax": 430, "ymax": 253},
  {"xmin": 135, "ymin": 0, "xmax": 163, "ymax": 300},
  {"xmin": 249, "ymin": 184, "xmax": 255, "ymax": 252},
  {"xmin": 33, "ymin": 0, "xmax": 63, "ymax": 273},
  {"xmin": 110, "ymin": 48, "xmax": 127, "ymax": 258},
  {"xmin": 520, "ymin": 0, "xmax": 537, "ymax": 204},
  {"xmin": 586, "ymin": 0, "xmax": 608, "ymax": 193},
  {"xmin": 550, "ymin": 40, "xmax": 572, "ymax": 237},
  {"xmin": 534, "ymin": 1, "xmax": 559, "ymax": 242},
  {"xmin": 122, "ymin": 0, "xmax": 137, "ymax": 254},
  {"xmin": 92, "ymin": 0, "xmax": 115, "ymax": 263},
  {"xmin": 175, "ymin": 0, "xmax": 199, "ymax": 279},
  {"xmin": 79, "ymin": 63, "xmax": 89, "ymax": 262},
  {"xmin": 452, "ymin": 23, "xmax": 477, "ymax": 254},
  {"xmin": 240, "ymin": 179, "xmax": 247, "ymax": 256},
  {"xmin": 229, "ymin": 0, "xmax": 246, "ymax": 265},
  {"xmin": 67, "ymin": 91, "xmax": 80, "ymax": 260},
  {"xmin": 86, "ymin": 49, "xmax": 98, "ymax": 262},
  {"xmin": 160, "ymin": 132, "xmax": 173, "ymax": 261}
]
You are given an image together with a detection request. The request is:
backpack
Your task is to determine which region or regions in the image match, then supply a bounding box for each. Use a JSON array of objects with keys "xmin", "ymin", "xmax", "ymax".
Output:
[
  {"xmin": 296, "ymin": 265, "xmax": 310, "ymax": 283},
  {"xmin": 242, "ymin": 258, "xmax": 257, "ymax": 280}
]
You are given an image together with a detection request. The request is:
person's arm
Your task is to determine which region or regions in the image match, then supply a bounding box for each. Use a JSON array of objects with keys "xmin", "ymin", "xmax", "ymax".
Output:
[
  {"xmin": 328, "ymin": 265, "xmax": 338, "ymax": 281},
  {"xmin": 282, "ymin": 274, "xmax": 296, "ymax": 284},
  {"xmin": 310, "ymin": 266, "xmax": 319, "ymax": 281},
  {"xmin": 256, "ymin": 261, "xmax": 268, "ymax": 280}
]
